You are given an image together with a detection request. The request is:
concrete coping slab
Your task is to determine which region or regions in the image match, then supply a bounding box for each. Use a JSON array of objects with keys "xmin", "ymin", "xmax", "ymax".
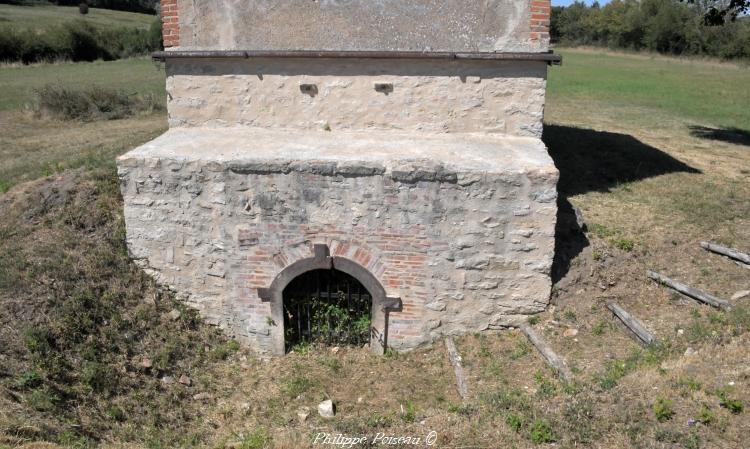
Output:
[{"xmin": 118, "ymin": 128, "xmax": 556, "ymax": 182}]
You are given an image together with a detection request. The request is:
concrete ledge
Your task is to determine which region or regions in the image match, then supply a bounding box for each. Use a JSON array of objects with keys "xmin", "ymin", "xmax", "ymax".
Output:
[{"xmin": 118, "ymin": 128, "xmax": 557, "ymax": 182}]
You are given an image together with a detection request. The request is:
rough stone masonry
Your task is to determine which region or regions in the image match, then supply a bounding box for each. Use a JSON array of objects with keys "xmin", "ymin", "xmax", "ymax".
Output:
[{"xmin": 118, "ymin": 0, "xmax": 559, "ymax": 355}]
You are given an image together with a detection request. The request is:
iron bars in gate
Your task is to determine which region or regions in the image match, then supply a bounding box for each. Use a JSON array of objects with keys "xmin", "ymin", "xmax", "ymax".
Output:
[{"xmin": 282, "ymin": 268, "xmax": 372, "ymax": 350}]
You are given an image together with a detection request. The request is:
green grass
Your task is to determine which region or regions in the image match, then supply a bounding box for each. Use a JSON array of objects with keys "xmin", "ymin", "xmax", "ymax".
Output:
[
  {"xmin": 548, "ymin": 49, "xmax": 750, "ymax": 132},
  {"xmin": 0, "ymin": 3, "xmax": 155, "ymax": 31},
  {"xmin": 0, "ymin": 57, "xmax": 165, "ymax": 112}
]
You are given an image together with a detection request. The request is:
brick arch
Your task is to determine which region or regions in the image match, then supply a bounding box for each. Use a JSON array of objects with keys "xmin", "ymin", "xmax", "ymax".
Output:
[{"xmin": 258, "ymin": 244, "xmax": 401, "ymax": 355}]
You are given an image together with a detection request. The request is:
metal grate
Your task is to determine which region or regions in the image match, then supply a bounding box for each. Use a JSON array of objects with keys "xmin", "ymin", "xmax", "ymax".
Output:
[{"xmin": 282, "ymin": 268, "xmax": 372, "ymax": 351}]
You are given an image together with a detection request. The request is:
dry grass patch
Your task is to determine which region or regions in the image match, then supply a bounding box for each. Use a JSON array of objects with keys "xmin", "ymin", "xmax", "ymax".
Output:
[{"xmin": 0, "ymin": 111, "xmax": 165, "ymax": 194}]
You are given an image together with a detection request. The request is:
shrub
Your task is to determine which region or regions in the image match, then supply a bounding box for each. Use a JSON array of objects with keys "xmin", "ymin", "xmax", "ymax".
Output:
[
  {"xmin": 78, "ymin": 2, "xmax": 89, "ymax": 14},
  {"xmin": 0, "ymin": 18, "xmax": 163, "ymax": 64},
  {"xmin": 31, "ymin": 84, "xmax": 164, "ymax": 121},
  {"xmin": 65, "ymin": 21, "xmax": 101, "ymax": 61},
  {"xmin": 0, "ymin": 26, "xmax": 25, "ymax": 62}
]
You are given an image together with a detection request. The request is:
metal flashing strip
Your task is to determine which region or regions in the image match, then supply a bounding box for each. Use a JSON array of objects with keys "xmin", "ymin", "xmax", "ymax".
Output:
[{"xmin": 152, "ymin": 50, "xmax": 562, "ymax": 65}]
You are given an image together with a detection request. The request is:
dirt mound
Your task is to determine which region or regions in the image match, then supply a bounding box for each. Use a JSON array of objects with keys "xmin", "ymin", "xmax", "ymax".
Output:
[{"xmin": 0, "ymin": 168, "xmax": 235, "ymax": 447}]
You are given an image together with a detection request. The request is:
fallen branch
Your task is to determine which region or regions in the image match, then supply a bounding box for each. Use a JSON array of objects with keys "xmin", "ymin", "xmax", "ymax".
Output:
[
  {"xmin": 445, "ymin": 337, "xmax": 468, "ymax": 400},
  {"xmin": 519, "ymin": 324, "xmax": 573, "ymax": 382},
  {"xmin": 647, "ymin": 270, "xmax": 731, "ymax": 310},
  {"xmin": 606, "ymin": 303, "xmax": 657, "ymax": 346},
  {"xmin": 700, "ymin": 241, "xmax": 750, "ymax": 266}
]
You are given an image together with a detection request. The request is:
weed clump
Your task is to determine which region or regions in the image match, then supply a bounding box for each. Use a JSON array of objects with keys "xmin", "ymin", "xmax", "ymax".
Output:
[
  {"xmin": 484, "ymin": 387, "xmax": 560, "ymax": 444},
  {"xmin": 697, "ymin": 405, "xmax": 715, "ymax": 424},
  {"xmin": 614, "ymin": 238, "xmax": 635, "ymax": 251},
  {"xmin": 716, "ymin": 389, "xmax": 744, "ymax": 414},
  {"xmin": 401, "ymin": 401, "xmax": 417, "ymax": 423},
  {"xmin": 530, "ymin": 419, "xmax": 557, "ymax": 443},
  {"xmin": 653, "ymin": 397, "xmax": 675, "ymax": 422}
]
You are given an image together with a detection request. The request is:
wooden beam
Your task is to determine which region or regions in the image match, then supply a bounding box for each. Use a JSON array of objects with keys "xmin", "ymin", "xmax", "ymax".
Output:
[
  {"xmin": 606, "ymin": 303, "xmax": 657, "ymax": 346},
  {"xmin": 444, "ymin": 337, "xmax": 469, "ymax": 400},
  {"xmin": 700, "ymin": 241, "xmax": 750, "ymax": 266},
  {"xmin": 647, "ymin": 271, "xmax": 731, "ymax": 310},
  {"xmin": 519, "ymin": 325, "xmax": 574, "ymax": 382}
]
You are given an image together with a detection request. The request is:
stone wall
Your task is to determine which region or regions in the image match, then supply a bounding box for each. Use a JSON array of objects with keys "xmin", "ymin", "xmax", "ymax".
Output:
[
  {"xmin": 165, "ymin": 58, "xmax": 548, "ymax": 138},
  {"xmin": 118, "ymin": 128, "xmax": 558, "ymax": 354},
  {"xmin": 166, "ymin": 0, "xmax": 551, "ymax": 52},
  {"xmin": 139, "ymin": 1, "xmax": 558, "ymax": 355}
]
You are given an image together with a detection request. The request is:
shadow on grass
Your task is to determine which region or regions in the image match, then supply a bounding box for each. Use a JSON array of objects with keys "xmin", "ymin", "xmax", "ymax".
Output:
[
  {"xmin": 688, "ymin": 126, "xmax": 750, "ymax": 147},
  {"xmin": 543, "ymin": 124, "xmax": 701, "ymax": 282}
]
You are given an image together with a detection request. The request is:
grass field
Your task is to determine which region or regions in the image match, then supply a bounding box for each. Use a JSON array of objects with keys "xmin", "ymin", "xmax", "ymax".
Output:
[
  {"xmin": 0, "ymin": 58, "xmax": 165, "ymax": 112},
  {"xmin": 0, "ymin": 58, "xmax": 166, "ymax": 192},
  {"xmin": 0, "ymin": 3, "xmax": 155, "ymax": 31},
  {"xmin": 0, "ymin": 49, "xmax": 748, "ymax": 448},
  {"xmin": 548, "ymin": 49, "xmax": 750, "ymax": 133}
]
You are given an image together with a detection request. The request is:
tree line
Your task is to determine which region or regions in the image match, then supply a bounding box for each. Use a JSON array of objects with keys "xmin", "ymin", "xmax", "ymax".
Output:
[
  {"xmin": 0, "ymin": 0, "xmax": 157, "ymax": 14},
  {"xmin": 551, "ymin": 0, "xmax": 750, "ymax": 59}
]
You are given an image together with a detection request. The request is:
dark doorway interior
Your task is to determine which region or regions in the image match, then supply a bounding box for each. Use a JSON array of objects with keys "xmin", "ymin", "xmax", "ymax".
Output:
[{"xmin": 283, "ymin": 268, "xmax": 372, "ymax": 351}]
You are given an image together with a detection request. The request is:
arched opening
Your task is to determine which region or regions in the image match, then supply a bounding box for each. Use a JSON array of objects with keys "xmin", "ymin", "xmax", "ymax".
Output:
[
  {"xmin": 283, "ymin": 268, "xmax": 372, "ymax": 351},
  {"xmin": 258, "ymin": 244, "xmax": 402, "ymax": 355}
]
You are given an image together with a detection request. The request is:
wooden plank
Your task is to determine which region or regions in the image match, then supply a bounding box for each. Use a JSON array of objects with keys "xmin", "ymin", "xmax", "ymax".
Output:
[
  {"xmin": 445, "ymin": 337, "xmax": 468, "ymax": 400},
  {"xmin": 647, "ymin": 270, "xmax": 731, "ymax": 310},
  {"xmin": 606, "ymin": 302, "xmax": 657, "ymax": 346},
  {"xmin": 519, "ymin": 325, "xmax": 574, "ymax": 382},
  {"xmin": 700, "ymin": 241, "xmax": 750, "ymax": 266}
]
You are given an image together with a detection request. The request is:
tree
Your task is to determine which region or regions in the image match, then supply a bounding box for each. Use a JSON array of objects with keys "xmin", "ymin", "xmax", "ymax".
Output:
[
  {"xmin": 682, "ymin": 0, "xmax": 750, "ymax": 25},
  {"xmin": 550, "ymin": 0, "xmax": 750, "ymax": 59}
]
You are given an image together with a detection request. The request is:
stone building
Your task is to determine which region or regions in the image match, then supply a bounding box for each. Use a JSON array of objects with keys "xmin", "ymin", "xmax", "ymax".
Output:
[{"xmin": 118, "ymin": 0, "xmax": 560, "ymax": 355}]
